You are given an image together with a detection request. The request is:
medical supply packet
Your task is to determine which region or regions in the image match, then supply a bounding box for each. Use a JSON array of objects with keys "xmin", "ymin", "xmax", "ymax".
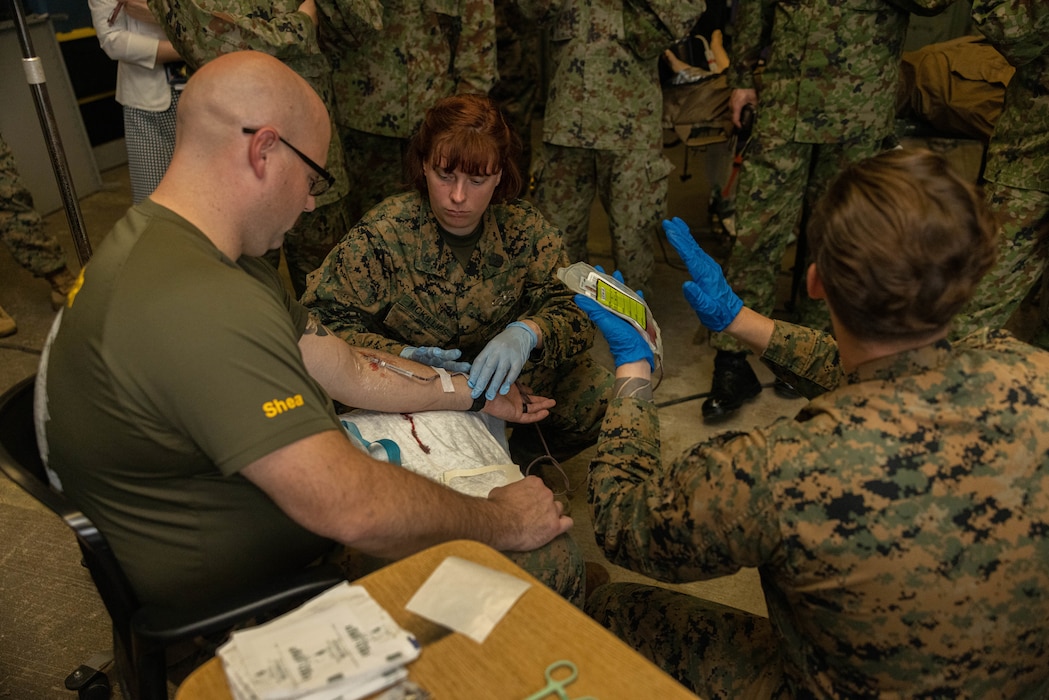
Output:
[{"xmin": 218, "ymin": 582, "xmax": 420, "ymax": 700}]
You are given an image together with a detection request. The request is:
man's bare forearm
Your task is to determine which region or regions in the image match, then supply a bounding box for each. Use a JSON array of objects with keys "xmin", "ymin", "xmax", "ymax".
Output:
[
  {"xmin": 299, "ymin": 320, "xmax": 475, "ymax": 412},
  {"xmin": 243, "ymin": 430, "xmax": 571, "ymax": 557},
  {"xmin": 298, "ymin": 317, "xmax": 557, "ymax": 423}
]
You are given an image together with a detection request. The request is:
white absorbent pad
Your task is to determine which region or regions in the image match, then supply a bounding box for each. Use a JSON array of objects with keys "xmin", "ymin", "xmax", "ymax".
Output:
[{"xmin": 339, "ymin": 410, "xmax": 521, "ymax": 498}]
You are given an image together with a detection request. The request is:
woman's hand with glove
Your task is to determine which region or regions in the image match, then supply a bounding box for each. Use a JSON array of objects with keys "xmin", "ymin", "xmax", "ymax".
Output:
[
  {"xmin": 399, "ymin": 346, "xmax": 472, "ymax": 373},
  {"xmin": 468, "ymin": 322, "xmax": 538, "ymax": 401},
  {"xmin": 662, "ymin": 217, "xmax": 743, "ymax": 332}
]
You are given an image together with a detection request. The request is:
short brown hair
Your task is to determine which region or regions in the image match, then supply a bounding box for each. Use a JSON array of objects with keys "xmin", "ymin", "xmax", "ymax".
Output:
[
  {"xmin": 405, "ymin": 93, "xmax": 523, "ymax": 204},
  {"xmin": 807, "ymin": 148, "xmax": 997, "ymax": 340}
]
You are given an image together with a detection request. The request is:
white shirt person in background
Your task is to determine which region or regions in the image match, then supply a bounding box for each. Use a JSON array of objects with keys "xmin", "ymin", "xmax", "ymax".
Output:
[{"xmin": 90, "ymin": 0, "xmax": 183, "ymax": 202}]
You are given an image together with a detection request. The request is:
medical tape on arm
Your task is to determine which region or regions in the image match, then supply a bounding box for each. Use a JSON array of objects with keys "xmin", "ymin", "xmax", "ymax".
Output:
[{"xmin": 434, "ymin": 367, "xmax": 456, "ymax": 393}]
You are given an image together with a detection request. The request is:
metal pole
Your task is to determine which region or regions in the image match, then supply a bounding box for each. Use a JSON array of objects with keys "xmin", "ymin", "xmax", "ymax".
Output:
[{"xmin": 6, "ymin": 0, "xmax": 92, "ymax": 266}]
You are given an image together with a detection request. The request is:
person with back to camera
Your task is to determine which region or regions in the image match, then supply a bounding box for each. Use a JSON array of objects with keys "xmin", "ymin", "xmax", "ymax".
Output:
[
  {"xmin": 302, "ymin": 93, "xmax": 615, "ymax": 478},
  {"xmin": 37, "ymin": 51, "xmax": 583, "ymax": 627},
  {"xmin": 574, "ymin": 148, "xmax": 1049, "ymax": 697}
]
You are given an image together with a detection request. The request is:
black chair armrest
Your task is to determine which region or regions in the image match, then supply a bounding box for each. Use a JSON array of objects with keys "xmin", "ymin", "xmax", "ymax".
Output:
[{"xmin": 131, "ymin": 564, "xmax": 346, "ymax": 647}]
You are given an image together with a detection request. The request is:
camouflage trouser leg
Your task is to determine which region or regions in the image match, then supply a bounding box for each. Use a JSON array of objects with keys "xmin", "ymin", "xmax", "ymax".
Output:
[
  {"xmin": 532, "ymin": 144, "xmax": 598, "ymax": 266},
  {"xmin": 586, "ymin": 583, "xmax": 787, "ymax": 699},
  {"xmin": 510, "ymin": 352, "xmax": 614, "ymax": 464},
  {"xmin": 0, "ymin": 134, "xmax": 66, "ymax": 277},
  {"xmin": 711, "ymin": 138, "xmax": 813, "ymax": 355},
  {"xmin": 598, "ymin": 147, "xmax": 669, "ymax": 294},
  {"xmin": 952, "ymin": 181, "xmax": 1049, "ymax": 341},
  {"xmin": 532, "ymin": 144, "xmax": 668, "ymax": 293},
  {"xmin": 283, "ymin": 198, "xmax": 354, "ymax": 299},
  {"xmin": 712, "ymin": 137, "xmax": 883, "ymax": 353},
  {"xmin": 491, "ymin": 4, "xmax": 541, "ymax": 178},
  {"xmin": 503, "ymin": 532, "xmax": 585, "ymax": 609},
  {"xmin": 790, "ymin": 140, "xmax": 884, "ymax": 332},
  {"xmin": 333, "ymin": 532, "xmax": 585, "ymax": 609},
  {"xmin": 340, "ymin": 128, "xmax": 410, "ymax": 228}
]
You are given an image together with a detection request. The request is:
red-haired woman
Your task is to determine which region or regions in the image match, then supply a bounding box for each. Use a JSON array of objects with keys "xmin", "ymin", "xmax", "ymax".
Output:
[{"xmin": 303, "ymin": 93, "xmax": 613, "ymax": 476}]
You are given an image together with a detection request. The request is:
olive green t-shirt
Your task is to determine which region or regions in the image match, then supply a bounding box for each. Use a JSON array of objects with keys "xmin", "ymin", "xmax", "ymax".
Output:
[{"xmin": 41, "ymin": 200, "xmax": 341, "ymax": 609}]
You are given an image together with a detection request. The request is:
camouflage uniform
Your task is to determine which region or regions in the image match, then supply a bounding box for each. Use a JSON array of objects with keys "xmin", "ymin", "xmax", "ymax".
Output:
[
  {"xmin": 301, "ymin": 191, "xmax": 614, "ymax": 459},
  {"xmin": 529, "ymin": 0, "xmax": 704, "ymax": 294},
  {"xmin": 587, "ymin": 321, "xmax": 1049, "ymax": 697},
  {"xmin": 149, "ymin": 0, "xmax": 353, "ymax": 297},
  {"xmin": 0, "ymin": 132, "xmax": 67, "ymax": 277},
  {"xmin": 316, "ymin": 0, "xmax": 497, "ymax": 226},
  {"xmin": 951, "ymin": 1, "xmax": 1049, "ymax": 348},
  {"xmin": 713, "ymin": 0, "xmax": 955, "ymax": 348},
  {"xmin": 532, "ymin": 0, "xmax": 704, "ymax": 293},
  {"xmin": 490, "ymin": 0, "xmax": 542, "ymax": 177}
]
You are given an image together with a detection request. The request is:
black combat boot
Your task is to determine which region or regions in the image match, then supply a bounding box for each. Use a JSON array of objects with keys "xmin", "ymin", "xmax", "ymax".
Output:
[{"xmin": 702, "ymin": 349, "xmax": 762, "ymax": 421}]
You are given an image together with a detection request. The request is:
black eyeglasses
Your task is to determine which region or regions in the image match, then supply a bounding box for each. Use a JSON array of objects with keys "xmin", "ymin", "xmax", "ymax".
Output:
[{"xmin": 242, "ymin": 127, "xmax": 335, "ymax": 197}]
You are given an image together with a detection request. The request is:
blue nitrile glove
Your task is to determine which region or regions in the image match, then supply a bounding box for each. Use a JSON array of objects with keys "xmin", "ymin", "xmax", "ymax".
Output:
[
  {"xmin": 574, "ymin": 293, "xmax": 655, "ymax": 370},
  {"xmin": 399, "ymin": 346, "xmax": 472, "ymax": 373},
  {"xmin": 662, "ymin": 217, "xmax": 743, "ymax": 331},
  {"xmin": 468, "ymin": 321, "xmax": 538, "ymax": 400}
]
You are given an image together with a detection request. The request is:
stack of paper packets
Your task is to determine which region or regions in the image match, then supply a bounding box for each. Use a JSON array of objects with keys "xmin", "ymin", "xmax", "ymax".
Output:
[{"xmin": 218, "ymin": 582, "xmax": 420, "ymax": 700}]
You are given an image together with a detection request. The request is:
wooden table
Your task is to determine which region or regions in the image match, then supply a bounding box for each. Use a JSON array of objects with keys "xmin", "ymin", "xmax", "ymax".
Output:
[{"xmin": 175, "ymin": 539, "xmax": 699, "ymax": 699}]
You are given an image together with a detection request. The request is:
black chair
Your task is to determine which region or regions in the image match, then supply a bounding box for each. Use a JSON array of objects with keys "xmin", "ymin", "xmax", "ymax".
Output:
[{"xmin": 0, "ymin": 376, "xmax": 345, "ymax": 699}]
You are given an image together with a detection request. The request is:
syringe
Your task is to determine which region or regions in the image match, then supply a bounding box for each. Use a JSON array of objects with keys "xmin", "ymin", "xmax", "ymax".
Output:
[{"xmin": 367, "ymin": 355, "xmax": 434, "ymax": 381}]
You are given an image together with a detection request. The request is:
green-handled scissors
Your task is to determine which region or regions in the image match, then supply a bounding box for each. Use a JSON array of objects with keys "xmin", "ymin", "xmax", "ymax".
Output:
[{"xmin": 522, "ymin": 660, "xmax": 598, "ymax": 700}]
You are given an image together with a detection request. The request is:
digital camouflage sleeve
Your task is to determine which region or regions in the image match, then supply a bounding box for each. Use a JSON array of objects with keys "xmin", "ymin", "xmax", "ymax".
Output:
[{"xmin": 590, "ymin": 324, "xmax": 1049, "ymax": 695}]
